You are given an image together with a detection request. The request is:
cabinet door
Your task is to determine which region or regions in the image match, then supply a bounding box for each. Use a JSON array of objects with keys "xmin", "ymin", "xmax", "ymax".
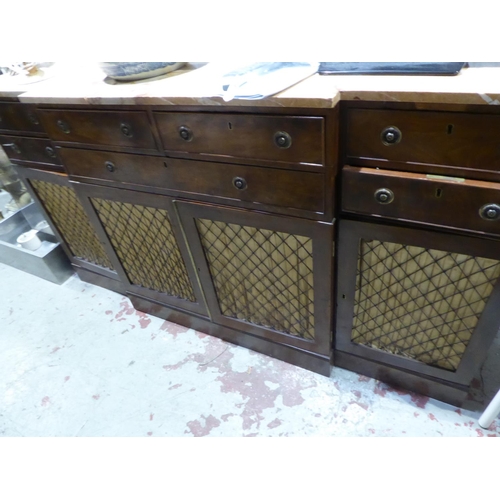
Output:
[
  {"xmin": 73, "ymin": 183, "xmax": 208, "ymax": 317},
  {"xmin": 16, "ymin": 167, "xmax": 118, "ymax": 280},
  {"xmin": 176, "ymin": 201, "xmax": 334, "ymax": 356},
  {"xmin": 335, "ymin": 219, "xmax": 500, "ymax": 386}
]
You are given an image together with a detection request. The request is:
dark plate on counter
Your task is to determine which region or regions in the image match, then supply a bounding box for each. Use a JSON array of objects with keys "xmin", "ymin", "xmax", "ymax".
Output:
[{"xmin": 318, "ymin": 62, "xmax": 466, "ymax": 75}]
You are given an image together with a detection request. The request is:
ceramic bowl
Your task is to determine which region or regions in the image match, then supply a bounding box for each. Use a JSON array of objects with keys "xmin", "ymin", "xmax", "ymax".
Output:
[{"xmin": 99, "ymin": 62, "xmax": 186, "ymax": 82}]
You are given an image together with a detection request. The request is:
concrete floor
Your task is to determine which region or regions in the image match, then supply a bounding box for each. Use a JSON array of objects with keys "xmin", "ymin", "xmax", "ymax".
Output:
[{"xmin": 1, "ymin": 261, "xmax": 499, "ymax": 437}]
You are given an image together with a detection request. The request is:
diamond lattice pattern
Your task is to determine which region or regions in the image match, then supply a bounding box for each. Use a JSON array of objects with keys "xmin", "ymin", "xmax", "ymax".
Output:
[
  {"xmin": 91, "ymin": 198, "xmax": 196, "ymax": 302},
  {"xmin": 30, "ymin": 179, "xmax": 114, "ymax": 270},
  {"xmin": 197, "ymin": 219, "xmax": 315, "ymax": 340},
  {"xmin": 352, "ymin": 239, "xmax": 500, "ymax": 371}
]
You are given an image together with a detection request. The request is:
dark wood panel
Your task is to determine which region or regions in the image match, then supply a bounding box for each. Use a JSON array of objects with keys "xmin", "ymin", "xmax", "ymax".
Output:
[
  {"xmin": 0, "ymin": 134, "xmax": 62, "ymax": 166},
  {"xmin": 342, "ymin": 166, "xmax": 500, "ymax": 237},
  {"xmin": 38, "ymin": 109, "xmax": 158, "ymax": 150},
  {"xmin": 73, "ymin": 265, "xmax": 127, "ymax": 295},
  {"xmin": 60, "ymin": 148, "xmax": 326, "ymax": 214},
  {"xmin": 346, "ymin": 108, "xmax": 500, "ymax": 173},
  {"xmin": 154, "ymin": 111, "xmax": 325, "ymax": 166},
  {"xmin": 0, "ymin": 102, "xmax": 45, "ymax": 134}
]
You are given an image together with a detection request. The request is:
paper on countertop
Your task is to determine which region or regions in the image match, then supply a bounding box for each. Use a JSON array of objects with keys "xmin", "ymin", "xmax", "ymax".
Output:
[{"xmin": 191, "ymin": 62, "xmax": 319, "ymax": 101}]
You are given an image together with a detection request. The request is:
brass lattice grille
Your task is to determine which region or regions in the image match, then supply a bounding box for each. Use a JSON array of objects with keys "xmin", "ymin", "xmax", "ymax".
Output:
[
  {"xmin": 196, "ymin": 219, "xmax": 315, "ymax": 340},
  {"xmin": 30, "ymin": 179, "xmax": 114, "ymax": 270},
  {"xmin": 91, "ymin": 198, "xmax": 196, "ymax": 302},
  {"xmin": 352, "ymin": 239, "xmax": 500, "ymax": 371}
]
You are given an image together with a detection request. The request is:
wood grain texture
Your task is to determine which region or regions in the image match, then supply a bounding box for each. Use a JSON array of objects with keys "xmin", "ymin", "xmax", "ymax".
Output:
[
  {"xmin": 0, "ymin": 102, "xmax": 44, "ymax": 133},
  {"xmin": 342, "ymin": 166, "xmax": 500, "ymax": 236},
  {"xmin": 154, "ymin": 112, "xmax": 325, "ymax": 166},
  {"xmin": 38, "ymin": 109, "xmax": 158, "ymax": 150},
  {"xmin": 346, "ymin": 108, "xmax": 500, "ymax": 173},
  {"xmin": 0, "ymin": 134, "xmax": 61, "ymax": 166},
  {"xmin": 60, "ymin": 148, "xmax": 325, "ymax": 215}
]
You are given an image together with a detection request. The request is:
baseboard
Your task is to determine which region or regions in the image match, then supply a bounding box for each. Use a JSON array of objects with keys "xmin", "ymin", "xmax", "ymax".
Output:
[
  {"xmin": 129, "ymin": 292, "xmax": 332, "ymax": 377},
  {"xmin": 334, "ymin": 350, "xmax": 469, "ymax": 407}
]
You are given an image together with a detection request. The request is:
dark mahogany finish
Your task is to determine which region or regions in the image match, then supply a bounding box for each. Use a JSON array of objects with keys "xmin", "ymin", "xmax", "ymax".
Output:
[
  {"xmin": 37, "ymin": 103, "xmax": 337, "ymax": 376},
  {"xmin": 0, "ymin": 134, "xmax": 62, "ymax": 168},
  {"xmin": 345, "ymin": 108, "xmax": 500, "ymax": 181},
  {"xmin": 154, "ymin": 111, "xmax": 325, "ymax": 166},
  {"xmin": 60, "ymin": 148, "xmax": 326, "ymax": 216},
  {"xmin": 38, "ymin": 109, "xmax": 159, "ymax": 150},
  {"xmin": 337, "ymin": 101, "xmax": 500, "ymax": 406},
  {"xmin": 176, "ymin": 201, "xmax": 334, "ymax": 357},
  {"xmin": 8, "ymin": 94, "xmax": 500, "ymax": 406},
  {"xmin": 0, "ymin": 102, "xmax": 44, "ymax": 134},
  {"xmin": 342, "ymin": 166, "xmax": 500, "ymax": 237},
  {"xmin": 335, "ymin": 219, "xmax": 500, "ymax": 389}
]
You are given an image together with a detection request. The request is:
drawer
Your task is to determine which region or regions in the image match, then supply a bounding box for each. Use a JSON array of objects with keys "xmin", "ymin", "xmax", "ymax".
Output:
[
  {"xmin": 342, "ymin": 166, "xmax": 500, "ymax": 236},
  {"xmin": 346, "ymin": 109, "xmax": 500, "ymax": 174},
  {"xmin": 38, "ymin": 109, "xmax": 158, "ymax": 150},
  {"xmin": 0, "ymin": 134, "xmax": 62, "ymax": 166},
  {"xmin": 60, "ymin": 148, "xmax": 325, "ymax": 214},
  {"xmin": 0, "ymin": 103, "xmax": 44, "ymax": 134},
  {"xmin": 154, "ymin": 112, "xmax": 325, "ymax": 166}
]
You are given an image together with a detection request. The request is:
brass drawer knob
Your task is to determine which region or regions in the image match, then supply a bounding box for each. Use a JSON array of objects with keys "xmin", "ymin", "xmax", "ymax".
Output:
[
  {"xmin": 480, "ymin": 204, "xmax": 500, "ymax": 221},
  {"xmin": 374, "ymin": 188, "xmax": 394, "ymax": 204},
  {"xmin": 120, "ymin": 123, "xmax": 133, "ymax": 137},
  {"xmin": 3, "ymin": 142, "xmax": 21, "ymax": 154},
  {"xmin": 105, "ymin": 161, "xmax": 116, "ymax": 172},
  {"xmin": 45, "ymin": 146, "xmax": 56, "ymax": 158},
  {"xmin": 381, "ymin": 126, "xmax": 402, "ymax": 145},
  {"xmin": 274, "ymin": 131, "xmax": 292, "ymax": 149},
  {"xmin": 179, "ymin": 126, "xmax": 193, "ymax": 141},
  {"xmin": 233, "ymin": 177, "xmax": 247, "ymax": 190},
  {"xmin": 28, "ymin": 113, "xmax": 39, "ymax": 125},
  {"xmin": 57, "ymin": 119, "xmax": 70, "ymax": 134}
]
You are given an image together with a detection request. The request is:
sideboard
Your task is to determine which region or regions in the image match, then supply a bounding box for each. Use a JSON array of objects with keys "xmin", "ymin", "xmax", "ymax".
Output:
[{"xmin": 2, "ymin": 67, "xmax": 500, "ymax": 407}]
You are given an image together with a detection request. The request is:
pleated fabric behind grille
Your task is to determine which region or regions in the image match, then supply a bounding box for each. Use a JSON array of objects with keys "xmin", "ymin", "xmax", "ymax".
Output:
[
  {"xmin": 91, "ymin": 198, "xmax": 196, "ymax": 302},
  {"xmin": 29, "ymin": 179, "xmax": 114, "ymax": 270},
  {"xmin": 196, "ymin": 219, "xmax": 315, "ymax": 340},
  {"xmin": 352, "ymin": 239, "xmax": 500, "ymax": 371}
]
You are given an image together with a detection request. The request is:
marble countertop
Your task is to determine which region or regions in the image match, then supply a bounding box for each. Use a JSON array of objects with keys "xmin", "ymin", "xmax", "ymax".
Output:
[{"xmin": 2, "ymin": 63, "xmax": 500, "ymax": 107}]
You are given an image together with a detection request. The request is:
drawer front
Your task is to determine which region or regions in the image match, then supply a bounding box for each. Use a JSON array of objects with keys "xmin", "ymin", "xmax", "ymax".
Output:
[
  {"xmin": 154, "ymin": 112, "xmax": 325, "ymax": 166},
  {"xmin": 60, "ymin": 148, "xmax": 325, "ymax": 213},
  {"xmin": 342, "ymin": 166, "xmax": 500, "ymax": 236},
  {"xmin": 0, "ymin": 103, "xmax": 44, "ymax": 133},
  {"xmin": 0, "ymin": 134, "xmax": 62, "ymax": 166},
  {"xmin": 346, "ymin": 108, "xmax": 500, "ymax": 173},
  {"xmin": 38, "ymin": 109, "xmax": 157, "ymax": 150}
]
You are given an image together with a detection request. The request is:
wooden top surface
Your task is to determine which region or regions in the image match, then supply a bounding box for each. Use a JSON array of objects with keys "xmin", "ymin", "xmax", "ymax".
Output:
[{"xmin": 2, "ymin": 63, "xmax": 500, "ymax": 108}]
